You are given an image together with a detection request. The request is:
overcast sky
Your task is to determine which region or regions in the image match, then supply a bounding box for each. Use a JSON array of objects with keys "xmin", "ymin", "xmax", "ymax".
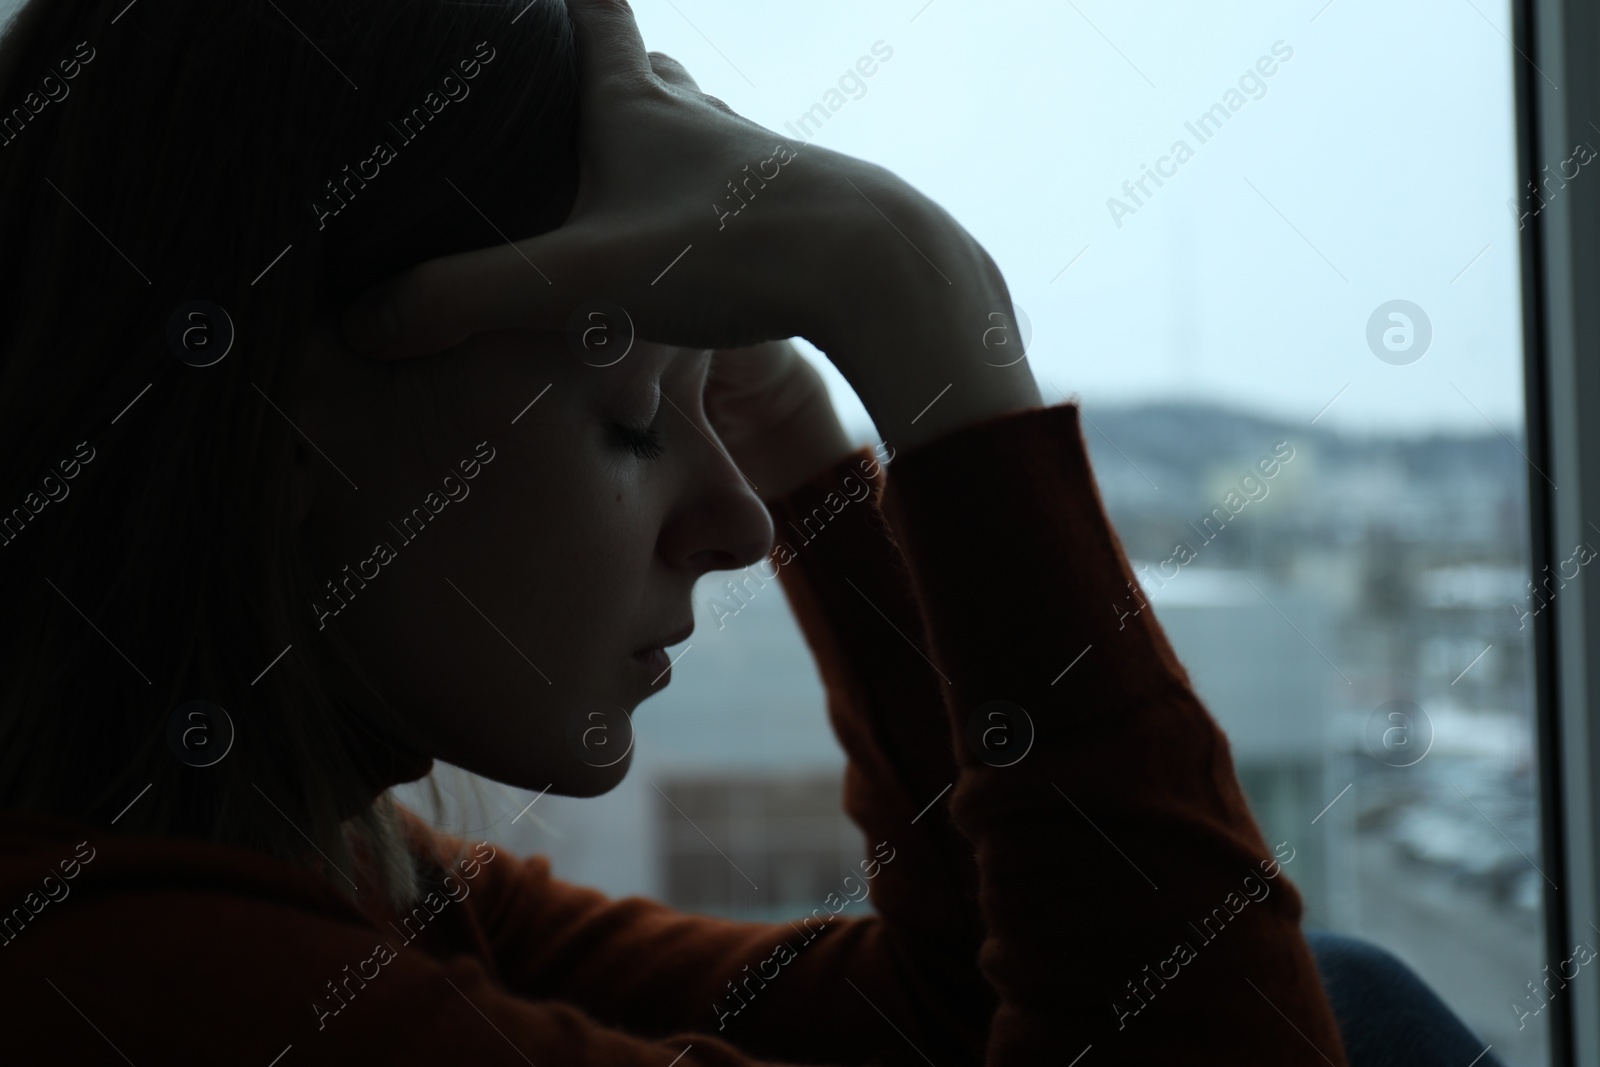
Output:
[
  {"xmin": 0, "ymin": 0, "xmax": 1529, "ymax": 435},
  {"xmin": 624, "ymin": 0, "xmax": 1528, "ymax": 437}
]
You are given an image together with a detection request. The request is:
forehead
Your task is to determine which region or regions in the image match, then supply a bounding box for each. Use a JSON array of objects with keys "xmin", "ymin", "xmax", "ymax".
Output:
[
  {"xmin": 408, "ymin": 332, "xmax": 711, "ymax": 409},
  {"xmin": 582, "ymin": 342, "xmax": 712, "ymax": 393}
]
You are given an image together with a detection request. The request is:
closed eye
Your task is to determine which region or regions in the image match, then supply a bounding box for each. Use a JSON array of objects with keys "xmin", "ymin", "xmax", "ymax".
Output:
[{"xmin": 612, "ymin": 421, "xmax": 665, "ymax": 461}]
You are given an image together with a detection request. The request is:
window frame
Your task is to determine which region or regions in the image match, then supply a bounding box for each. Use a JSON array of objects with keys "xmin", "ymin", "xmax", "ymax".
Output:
[{"xmin": 1520, "ymin": 0, "xmax": 1600, "ymax": 1063}]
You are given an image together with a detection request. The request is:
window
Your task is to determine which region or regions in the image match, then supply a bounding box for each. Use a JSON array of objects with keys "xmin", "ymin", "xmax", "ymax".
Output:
[{"xmin": 392, "ymin": 1, "xmax": 1583, "ymax": 1063}]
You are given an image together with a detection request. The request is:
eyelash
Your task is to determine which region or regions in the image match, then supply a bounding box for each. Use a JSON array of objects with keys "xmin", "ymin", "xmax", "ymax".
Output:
[{"xmin": 612, "ymin": 421, "xmax": 665, "ymax": 461}]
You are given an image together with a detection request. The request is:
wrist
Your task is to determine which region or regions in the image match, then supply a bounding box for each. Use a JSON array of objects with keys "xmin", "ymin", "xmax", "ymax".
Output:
[
  {"xmin": 744, "ymin": 391, "xmax": 858, "ymax": 502},
  {"xmin": 810, "ymin": 180, "xmax": 1043, "ymax": 453}
]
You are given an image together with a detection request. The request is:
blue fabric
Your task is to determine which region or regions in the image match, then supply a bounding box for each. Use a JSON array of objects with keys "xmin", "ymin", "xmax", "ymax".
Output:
[{"xmin": 1305, "ymin": 930, "xmax": 1505, "ymax": 1067}]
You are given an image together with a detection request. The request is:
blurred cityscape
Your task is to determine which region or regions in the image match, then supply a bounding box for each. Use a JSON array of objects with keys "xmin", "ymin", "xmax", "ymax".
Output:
[{"xmin": 400, "ymin": 399, "xmax": 1547, "ymax": 1066}]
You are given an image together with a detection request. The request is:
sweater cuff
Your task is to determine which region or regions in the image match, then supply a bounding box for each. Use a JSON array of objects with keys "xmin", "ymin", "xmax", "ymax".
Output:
[{"xmin": 873, "ymin": 399, "xmax": 1194, "ymax": 734}]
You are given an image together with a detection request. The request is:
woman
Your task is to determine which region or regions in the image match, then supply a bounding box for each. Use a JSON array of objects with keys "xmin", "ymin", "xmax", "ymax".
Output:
[{"xmin": 0, "ymin": 0, "xmax": 1505, "ymax": 1063}]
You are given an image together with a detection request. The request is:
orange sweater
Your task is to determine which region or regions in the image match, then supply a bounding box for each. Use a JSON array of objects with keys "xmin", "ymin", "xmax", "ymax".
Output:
[{"xmin": 0, "ymin": 401, "xmax": 1349, "ymax": 1065}]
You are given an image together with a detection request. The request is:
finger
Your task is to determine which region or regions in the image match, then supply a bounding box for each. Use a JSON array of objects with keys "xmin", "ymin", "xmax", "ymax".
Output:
[
  {"xmin": 647, "ymin": 50, "xmax": 700, "ymax": 93},
  {"xmin": 648, "ymin": 52, "xmax": 737, "ymax": 116},
  {"xmin": 566, "ymin": 0, "xmax": 653, "ymax": 91},
  {"xmin": 711, "ymin": 339, "xmax": 799, "ymax": 360},
  {"xmin": 338, "ymin": 224, "xmax": 603, "ymax": 358}
]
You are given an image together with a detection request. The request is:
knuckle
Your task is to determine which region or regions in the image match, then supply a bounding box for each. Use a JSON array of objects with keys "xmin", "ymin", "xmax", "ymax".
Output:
[
  {"xmin": 601, "ymin": 66, "xmax": 663, "ymax": 101},
  {"xmin": 647, "ymin": 51, "xmax": 700, "ymax": 92},
  {"xmin": 586, "ymin": 0, "xmax": 637, "ymax": 19}
]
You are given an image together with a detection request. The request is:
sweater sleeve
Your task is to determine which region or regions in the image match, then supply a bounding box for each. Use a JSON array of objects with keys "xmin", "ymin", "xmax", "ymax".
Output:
[
  {"xmin": 440, "ymin": 399, "xmax": 1349, "ymax": 1066},
  {"xmin": 869, "ymin": 399, "xmax": 1349, "ymax": 1065}
]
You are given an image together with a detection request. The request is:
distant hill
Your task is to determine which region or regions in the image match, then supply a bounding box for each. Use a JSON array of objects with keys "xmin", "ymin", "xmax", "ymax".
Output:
[{"xmin": 1078, "ymin": 400, "xmax": 1525, "ymax": 491}]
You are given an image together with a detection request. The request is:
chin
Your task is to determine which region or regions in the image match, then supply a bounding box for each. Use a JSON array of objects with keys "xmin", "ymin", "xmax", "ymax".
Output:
[
  {"xmin": 551, "ymin": 752, "xmax": 634, "ymax": 798},
  {"xmin": 501, "ymin": 748, "xmax": 633, "ymax": 798},
  {"xmin": 424, "ymin": 693, "xmax": 639, "ymax": 797},
  {"xmin": 457, "ymin": 733, "xmax": 636, "ymax": 798}
]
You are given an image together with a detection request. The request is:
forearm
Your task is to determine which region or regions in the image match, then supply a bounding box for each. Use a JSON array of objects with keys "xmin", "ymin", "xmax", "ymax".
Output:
[{"xmin": 868, "ymin": 404, "xmax": 1348, "ymax": 1064}]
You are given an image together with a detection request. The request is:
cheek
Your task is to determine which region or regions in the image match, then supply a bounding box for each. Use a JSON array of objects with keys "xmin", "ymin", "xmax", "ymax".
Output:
[
  {"xmin": 303, "ymin": 334, "xmax": 678, "ymax": 792},
  {"xmin": 465, "ymin": 442, "xmax": 651, "ymax": 646},
  {"xmin": 321, "ymin": 417, "xmax": 661, "ymax": 790}
]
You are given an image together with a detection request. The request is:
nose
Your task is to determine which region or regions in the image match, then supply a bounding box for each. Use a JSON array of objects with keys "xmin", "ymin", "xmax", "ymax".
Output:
[{"xmin": 658, "ymin": 437, "xmax": 776, "ymax": 578}]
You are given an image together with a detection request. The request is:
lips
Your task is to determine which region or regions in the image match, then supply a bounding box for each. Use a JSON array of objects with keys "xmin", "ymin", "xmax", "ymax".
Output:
[
  {"xmin": 631, "ymin": 620, "xmax": 692, "ymax": 686},
  {"xmin": 635, "ymin": 621, "xmax": 694, "ymax": 656}
]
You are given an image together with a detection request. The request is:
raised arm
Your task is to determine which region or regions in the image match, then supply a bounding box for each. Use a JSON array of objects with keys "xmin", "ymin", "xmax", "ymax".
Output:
[
  {"xmin": 872, "ymin": 399, "xmax": 1348, "ymax": 1064},
  {"xmin": 331, "ymin": 0, "xmax": 1349, "ymax": 1057}
]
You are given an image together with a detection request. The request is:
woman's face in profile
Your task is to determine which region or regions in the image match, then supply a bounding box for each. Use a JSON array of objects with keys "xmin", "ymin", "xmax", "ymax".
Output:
[{"xmin": 292, "ymin": 324, "xmax": 776, "ymax": 796}]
